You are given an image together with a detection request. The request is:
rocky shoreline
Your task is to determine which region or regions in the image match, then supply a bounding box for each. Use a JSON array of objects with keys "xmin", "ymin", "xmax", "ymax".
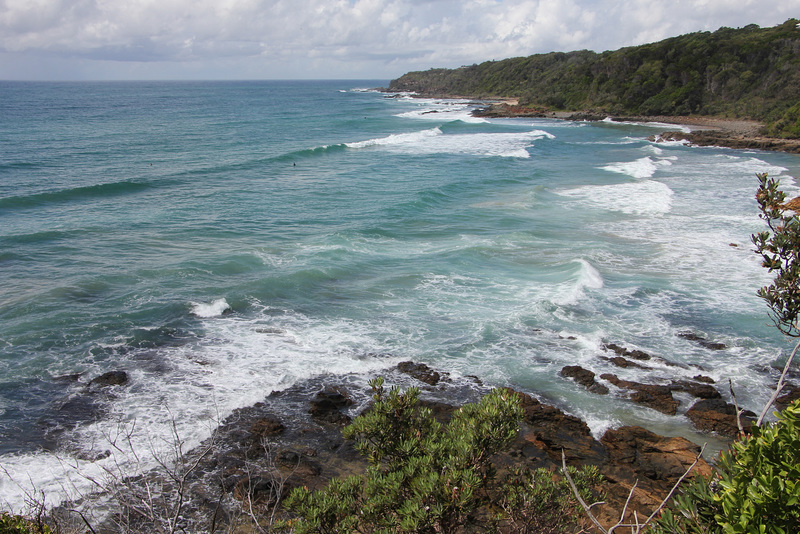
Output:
[
  {"xmin": 381, "ymin": 89, "xmax": 800, "ymax": 153},
  {"xmin": 445, "ymin": 98, "xmax": 800, "ymax": 154},
  {"xmin": 47, "ymin": 351, "xmax": 800, "ymax": 532}
]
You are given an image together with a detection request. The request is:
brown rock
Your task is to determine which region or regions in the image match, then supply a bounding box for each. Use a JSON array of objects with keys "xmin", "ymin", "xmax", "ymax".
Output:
[
  {"xmin": 693, "ymin": 375, "xmax": 716, "ymax": 384},
  {"xmin": 507, "ymin": 389, "xmax": 607, "ymax": 465},
  {"xmin": 678, "ymin": 332, "xmax": 727, "ymax": 350},
  {"xmin": 670, "ymin": 380, "xmax": 721, "ymax": 399},
  {"xmin": 686, "ymin": 398, "xmax": 755, "ymax": 437},
  {"xmin": 776, "ymin": 384, "xmax": 800, "ymax": 408},
  {"xmin": 397, "ymin": 361, "xmax": 442, "ymax": 385},
  {"xmin": 601, "ymin": 356, "xmax": 650, "ymax": 369},
  {"xmin": 603, "ymin": 343, "xmax": 651, "ymax": 360},
  {"xmin": 250, "ymin": 416, "xmax": 285, "ymax": 439},
  {"xmin": 560, "ymin": 365, "xmax": 609, "ymax": 394},
  {"xmin": 309, "ymin": 386, "xmax": 353, "ymax": 425},
  {"xmin": 601, "ymin": 374, "xmax": 679, "ymax": 415},
  {"xmin": 598, "ymin": 426, "xmax": 712, "ymax": 524}
]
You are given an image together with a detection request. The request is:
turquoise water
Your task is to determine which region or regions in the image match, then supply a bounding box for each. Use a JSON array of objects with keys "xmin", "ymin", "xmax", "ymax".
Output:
[{"xmin": 1, "ymin": 80, "xmax": 799, "ymax": 508}]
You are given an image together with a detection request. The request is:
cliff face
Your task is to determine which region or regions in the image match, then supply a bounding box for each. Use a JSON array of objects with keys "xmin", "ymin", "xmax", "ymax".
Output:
[{"xmin": 389, "ymin": 19, "xmax": 800, "ymax": 138}]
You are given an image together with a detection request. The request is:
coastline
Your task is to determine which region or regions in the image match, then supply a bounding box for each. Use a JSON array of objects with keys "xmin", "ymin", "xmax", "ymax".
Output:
[
  {"xmin": 381, "ymin": 89, "xmax": 800, "ymax": 154},
  {"xmin": 471, "ymin": 102, "xmax": 800, "ymax": 154}
]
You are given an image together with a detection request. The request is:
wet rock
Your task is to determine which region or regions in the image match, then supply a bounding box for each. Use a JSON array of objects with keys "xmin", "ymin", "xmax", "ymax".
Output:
[
  {"xmin": 678, "ymin": 332, "xmax": 727, "ymax": 350},
  {"xmin": 670, "ymin": 380, "xmax": 722, "ymax": 399},
  {"xmin": 601, "ymin": 356, "xmax": 650, "ymax": 369},
  {"xmin": 309, "ymin": 385, "xmax": 354, "ymax": 425},
  {"xmin": 598, "ymin": 425, "xmax": 712, "ymax": 522},
  {"xmin": 693, "ymin": 375, "xmax": 716, "ymax": 384},
  {"xmin": 775, "ymin": 384, "xmax": 800, "ymax": 408},
  {"xmin": 686, "ymin": 398, "xmax": 755, "ymax": 437},
  {"xmin": 249, "ymin": 416, "xmax": 285, "ymax": 440},
  {"xmin": 397, "ymin": 361, "xmax": 442, "ymax": 385},
  {"xmin": 601, "ymin": 374, "xmax": 679, "ymax": 415},
  {"xmin": 603, "ymin": 343, "xmax": 651, "ymax": 361},
  {"xmin": 601, "ymin": 426, "xmax": 711, "ymax": 481},
  {"xmin": 507, "ymin": 389, "xmax": 607, "ymax": 465},
  {"xmin": 89, "ymin": 370, "xmax": 128, "ymax": 388},
  {"xmin": 560, "ymin": 365, "xmax": 609, "ymax": 394}
]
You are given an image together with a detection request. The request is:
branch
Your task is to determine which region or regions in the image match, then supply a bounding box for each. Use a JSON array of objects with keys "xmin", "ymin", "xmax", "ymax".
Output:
[
  {"xmin": 728, "ymin": 379, "xmax": 745, "ymax": 434},
  {"xmin": 561, "ymin": 450, "xmax": 608, "ymax": 534},
  {"xmin": 757, "ymin": 337, "xmax": 800, "ymax": 426},
  {"xmin": 641, "ymin": 443, "xmax": 706, "ymax": 526}
]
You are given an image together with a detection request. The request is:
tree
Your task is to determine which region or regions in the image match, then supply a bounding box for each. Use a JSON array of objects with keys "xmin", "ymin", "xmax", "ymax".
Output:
[{"xmin": 751, "ymin": 172, "xmax": 800, "ymax": 424}]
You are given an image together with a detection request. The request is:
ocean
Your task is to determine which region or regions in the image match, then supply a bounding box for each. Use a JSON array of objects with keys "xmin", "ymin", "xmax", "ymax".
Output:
[{"xmin": 1, "ymin": 80, "xmax": 798, "ymax": 511}]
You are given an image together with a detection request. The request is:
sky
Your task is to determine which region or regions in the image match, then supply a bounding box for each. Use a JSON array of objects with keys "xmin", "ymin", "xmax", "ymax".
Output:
[{"xmin": 1, "ymin": 0, "xmax": 798, "ymax": 81}]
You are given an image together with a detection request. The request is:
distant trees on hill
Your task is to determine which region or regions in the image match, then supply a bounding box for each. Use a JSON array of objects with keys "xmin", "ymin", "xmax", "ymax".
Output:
[{"xmin": 389, "ymin": 19, "xmax": 800, "ymax": 138}]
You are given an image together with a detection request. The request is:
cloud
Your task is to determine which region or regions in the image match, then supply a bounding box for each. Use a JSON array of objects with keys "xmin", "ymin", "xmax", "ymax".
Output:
[{"xmin": 0, "ymin": 0, "xmax": 798, "ymax": 79}]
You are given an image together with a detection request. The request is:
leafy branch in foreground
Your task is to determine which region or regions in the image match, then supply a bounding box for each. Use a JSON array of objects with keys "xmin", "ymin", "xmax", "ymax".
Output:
[{"xmin": 277, "ymin": 378, "xmax": 601, "ymax": 533}]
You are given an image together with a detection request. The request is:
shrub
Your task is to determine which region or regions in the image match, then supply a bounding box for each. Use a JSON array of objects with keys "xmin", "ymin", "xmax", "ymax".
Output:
[
  {"xmin": 0, "ymin": 513, "xmax": 51, "ymax": 534},
  {"xmin": 650, "ymin": 399, "xmax": 800, "ymax": 534},
  {"xmin": 277, "ymin": 378, "xmax": 600, "ymax": 533}
]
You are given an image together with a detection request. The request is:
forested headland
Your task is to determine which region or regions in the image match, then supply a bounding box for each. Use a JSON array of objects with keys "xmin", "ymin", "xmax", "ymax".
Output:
[{"xmin": 388, "ymin": 19, "xmax": 800, "ymax": 139}]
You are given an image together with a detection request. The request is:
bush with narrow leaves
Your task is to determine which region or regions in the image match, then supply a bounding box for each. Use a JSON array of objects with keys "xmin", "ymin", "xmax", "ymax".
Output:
[{"xmin": 277, "ymin": 378, "xmax": 600, "ymax": 533}]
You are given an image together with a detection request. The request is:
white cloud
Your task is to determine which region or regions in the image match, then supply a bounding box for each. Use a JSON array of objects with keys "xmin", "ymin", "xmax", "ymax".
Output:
[{"xmin": 0, "ymin": 0, "xmax": 798, "ymax": 79}]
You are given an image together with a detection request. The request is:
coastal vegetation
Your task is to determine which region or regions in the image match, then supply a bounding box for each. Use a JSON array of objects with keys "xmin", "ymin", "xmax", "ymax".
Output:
[
  {"xmin": 277, "ymin": 378, "xmax": 602, "ymax": 533},
  {"xmin": 388, "ymin": 19, "xmax": 800, "ymax": 138}
]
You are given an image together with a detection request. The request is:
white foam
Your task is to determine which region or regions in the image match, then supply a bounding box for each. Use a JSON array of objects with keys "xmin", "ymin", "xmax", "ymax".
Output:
[
  {"xmin": 190, "ymin": 298, "xmax": 230, "ymax": 318},
  {"xmin": 346, "ymin": 128, "xmax": 553, "ymax": 158},
  {"xmin": 601, "ymin": 156, "xmax": 671, "ymax": 179},
  {"xmin": 394, "ymin": 98, "xmax": 488, "ymax": 124},
  {"xmin": 551, "ymin": 259, "xmax": 604, "ymax": 306},
  {"xmin": 557, "ymin": 180, "xmax": 674, "ymax": 216},
  {"xmin": 345, "ymin": 127, "xmax": 443, "ymax": 149},
  {"xmin": 0, "ymin": 306, "xmax": 403, "ymax": 512}
]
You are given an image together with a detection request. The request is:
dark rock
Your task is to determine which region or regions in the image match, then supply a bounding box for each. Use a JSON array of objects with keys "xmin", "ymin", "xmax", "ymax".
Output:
[
  {"xmin": 670, "ymin": 380, "xmax": 721, "ymax": 399},
  {"xmin": 560, "ymin": 365, "xmax": 609, "ymax": 394},
  {"xmin": 686, "ymin": 398, "xmax": 755, "ymax": 437},
  {"xmin": 601, "ymin": 374, "xmax": 679, "ymax": 415},
  {"xmin": 776, "ymin": 384, "xmax": 800, "ymax": 408},
  {"xmin": 249, "ymin": 416, "xmax": 285, "ymax": 440},
  {"xmin": 89, "ymin": 371, "xmax": 128, "ymax": 388},
  {"xmin": 601, "ymin": 356, "xmax": 650, "ymax": 369},
  {"xmin": 309, "ymin": 385, "xmax": 354, "ymax": 425},
  {"xmin": 560, "ymin": 365, "xmax": 596, "ymax": 388},
  {"xmin": 397, "ymin": 361, "xmax": 442, "ymax": 385},
  {"xmin": 603, "ymin": 343, "xmax": 651, "ymax": 360},
  {"xmin": 506, "ymin": 389, "xmax": 607, "ymax": 465},
  {"xmin": 693, "ymin": 375, "xmax": 716, "ymax": 384},
  {"xmin": 678, "ymin": 332, "xmax": 727, "ymax": 350},
  {"xmin": 601, "ymin": 426, "xmax": 710, "ymax": 481},
  {"xmin": 53, "ymin": 373, "xmax": 83, "ymax": 383}
]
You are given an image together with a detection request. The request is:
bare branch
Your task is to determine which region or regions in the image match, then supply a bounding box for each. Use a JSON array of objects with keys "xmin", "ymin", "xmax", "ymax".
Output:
[
  {"xmin": 728, "ymin": 379, "xmax": 745, "ymax": 434},
  {"xmin": 607, "ymin": 480, "xmax": 637, "ymax": 534},
  {"xmin": 758, "ymin": 337, "xmax": 800, "ymax": 426},
  {"xmin": 561, "ymin": 449, "xmax": 608, "ymax": 534}
]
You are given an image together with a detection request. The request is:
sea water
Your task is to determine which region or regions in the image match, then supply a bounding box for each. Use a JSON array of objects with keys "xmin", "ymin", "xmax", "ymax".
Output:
[{"xmin": 1, "ymin": 80, "xmax": 799, "ymax": 510}]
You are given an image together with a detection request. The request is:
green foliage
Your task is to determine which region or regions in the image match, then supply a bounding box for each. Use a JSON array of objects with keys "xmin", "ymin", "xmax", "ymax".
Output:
[
  {"xmin": 751, "ymin": 172, "xmax": 800, "ymax": 336},
  {"xmin": 388, "ymin": 19, "xmax": 800, "ymax": 137},
  {"xmin": 493, "ymin": 465, "xmax": 603, "ymax": 534},
  {"xmin": 278, "ymin": 379, "xmax": 599, "ymax": 533},
  {"xmin": 0, "ymin": 514, "xmax": 51, "ymax": 534},
  {"xmin": 711, "ymin": 399, "xmax": 800, "ymax": 533},
  {"xmin": 650, "ymin": 401, "xmax": 800, "ymax": 534}
]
